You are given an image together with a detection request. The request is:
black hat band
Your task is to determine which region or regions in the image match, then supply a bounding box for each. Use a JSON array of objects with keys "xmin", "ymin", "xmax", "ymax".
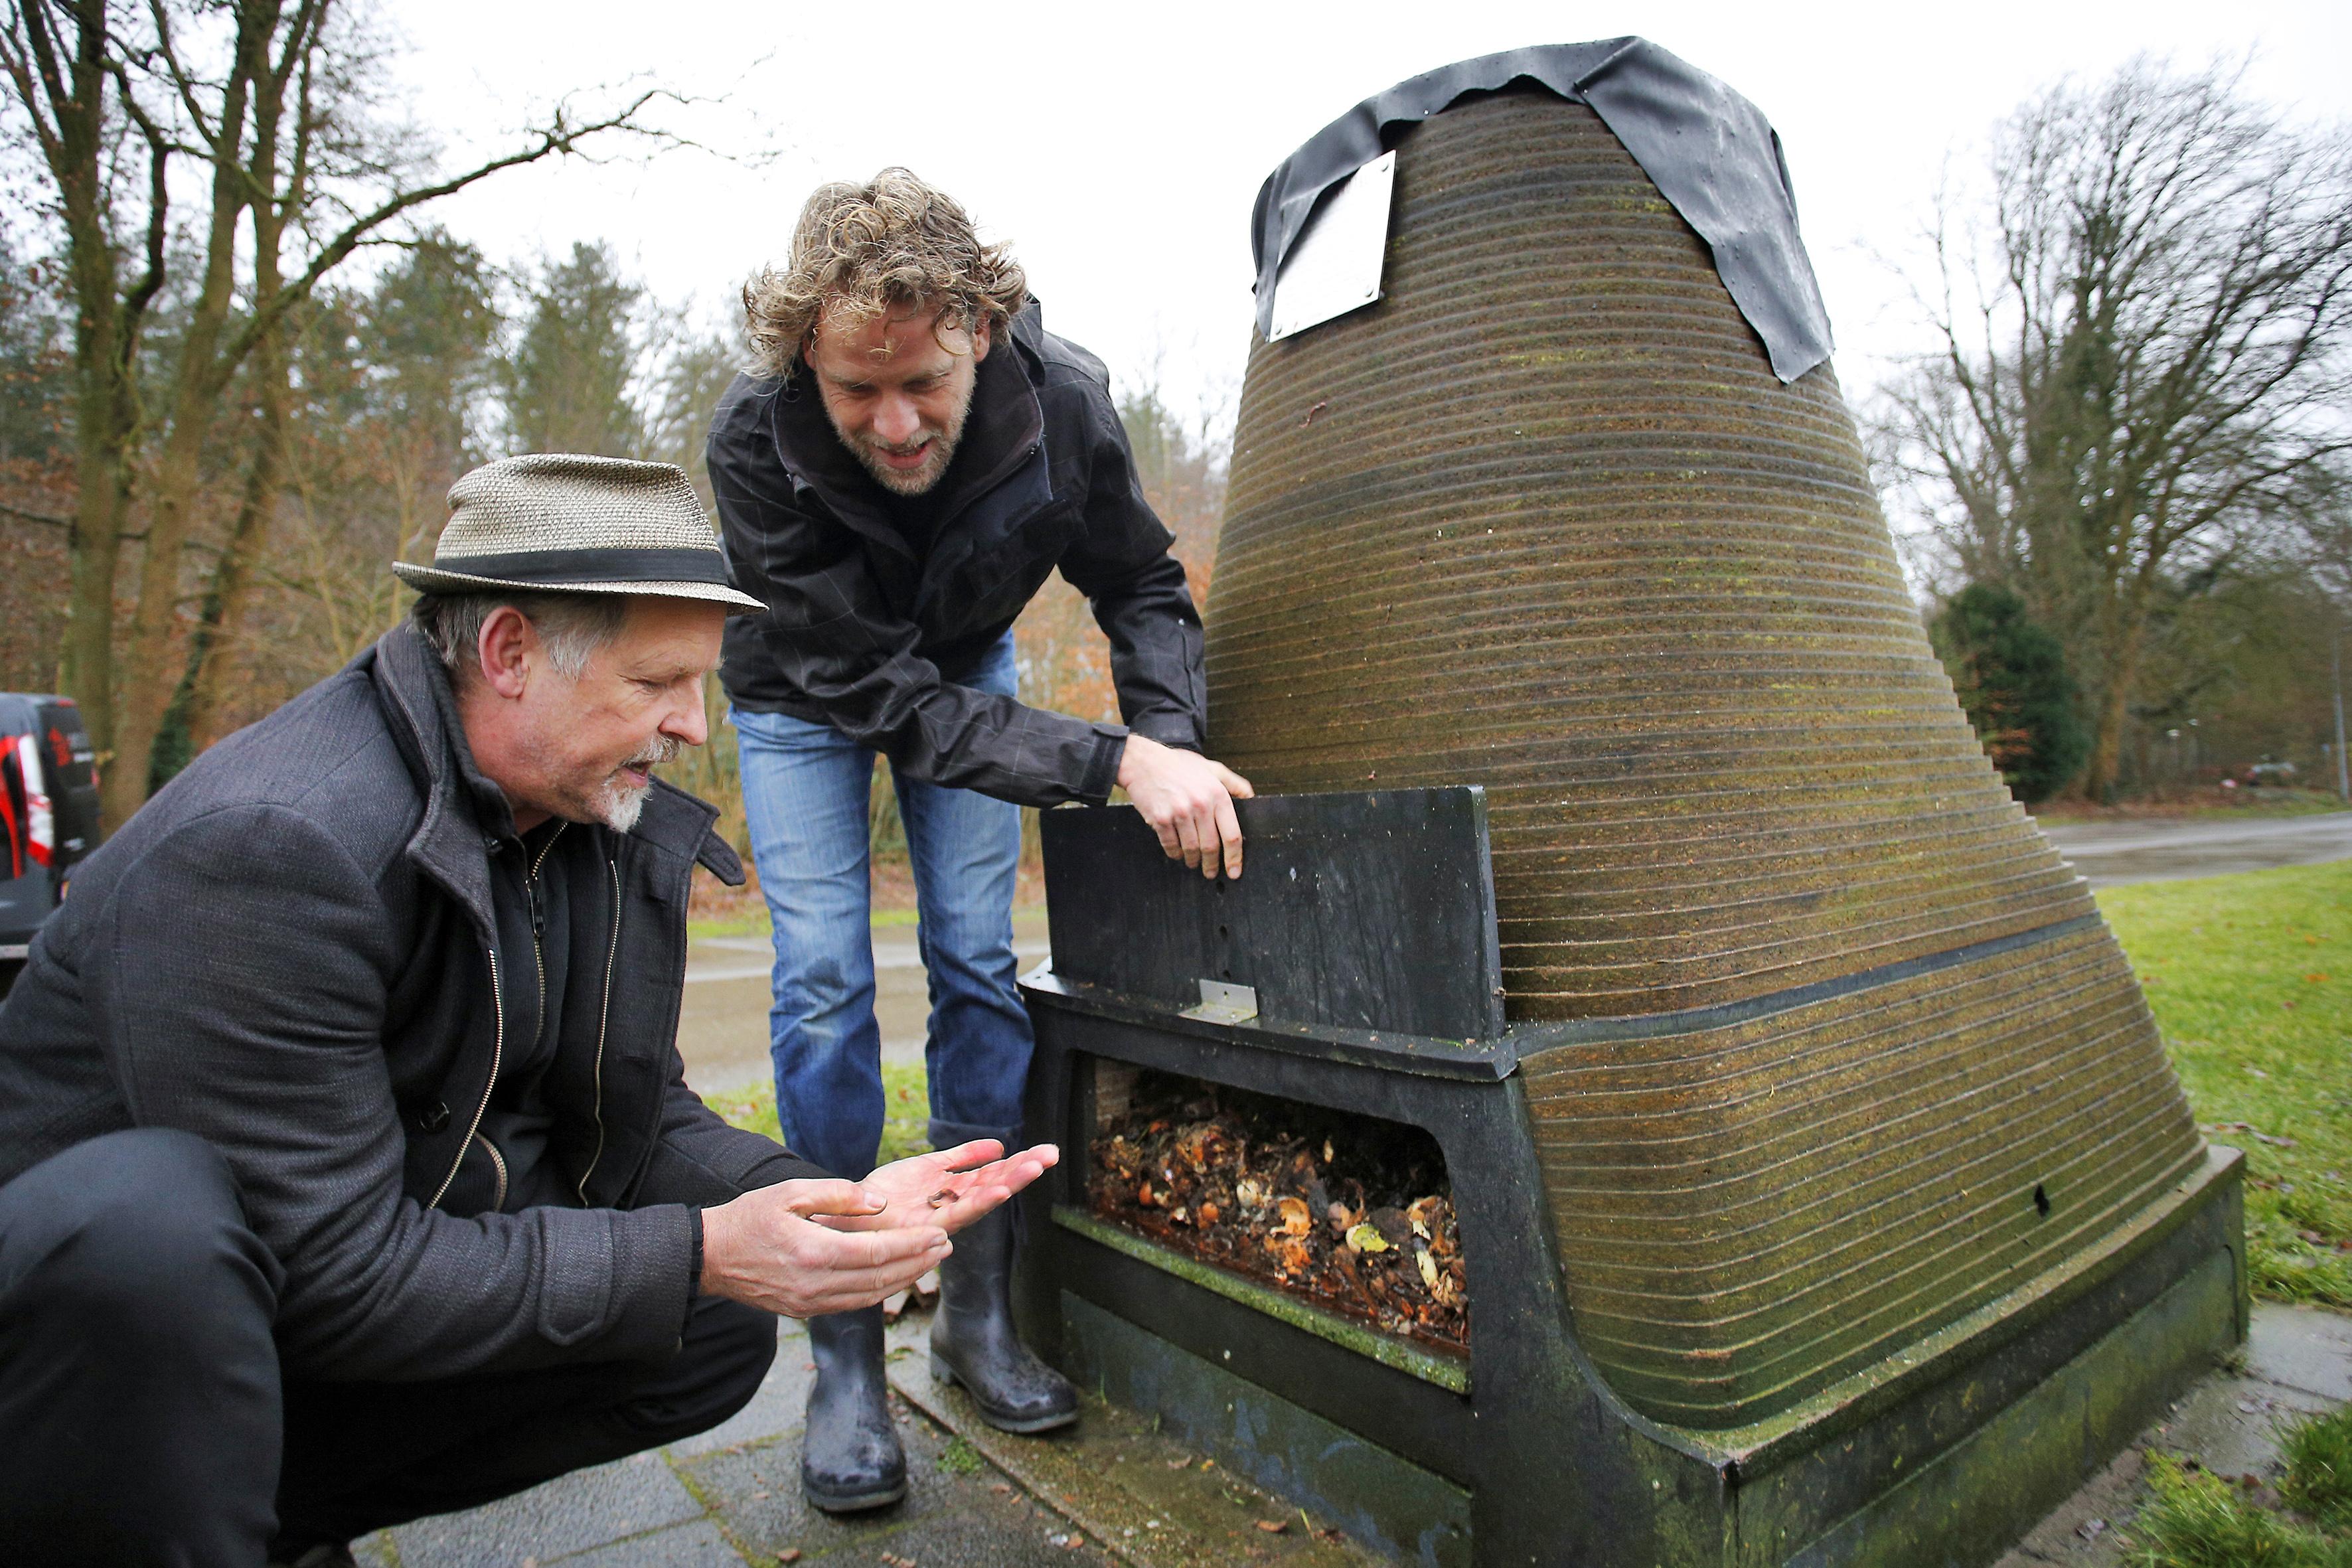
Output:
[{"xmin": 429, "ymin": 546, "xmax": 732, "ymax": 586}]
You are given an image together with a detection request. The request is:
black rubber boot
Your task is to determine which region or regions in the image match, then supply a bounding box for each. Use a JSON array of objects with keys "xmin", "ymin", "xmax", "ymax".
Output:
[
  {"xmin": 929, "ymin": 1204, "xmax": 1078, "ymax": 1433},
  {"xmin": 800, "ymin": 1306, "xmax": 905, "ymax": 1512}
]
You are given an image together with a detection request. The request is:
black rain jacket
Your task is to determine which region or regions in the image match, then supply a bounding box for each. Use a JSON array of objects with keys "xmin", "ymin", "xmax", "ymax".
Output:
[
  {"xmin": 708, "ymin": 302, "xmax": 1207, "ymax": 808},
  {"xmin": 0, "ymin": 625, "xmax": 824, "ymax": 1380}
]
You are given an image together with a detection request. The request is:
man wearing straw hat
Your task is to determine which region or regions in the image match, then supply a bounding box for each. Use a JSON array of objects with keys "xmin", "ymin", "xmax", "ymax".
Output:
[
  {"xmin": 0, "ymin": 453, "xmax": 1056, "ymax": 1568},
  {"xmin": 710, "ymin": 169, "xmax": 1254, "ymax": 1512}
]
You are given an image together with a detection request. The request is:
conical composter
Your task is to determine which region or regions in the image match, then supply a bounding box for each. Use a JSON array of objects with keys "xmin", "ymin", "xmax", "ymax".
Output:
[{"xmin": 1206, "ymin": 49, "xmax": 2228, "ymax": 1437}]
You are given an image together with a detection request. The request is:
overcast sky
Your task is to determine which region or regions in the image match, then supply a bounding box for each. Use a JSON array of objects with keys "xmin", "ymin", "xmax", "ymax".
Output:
[{"xmin": 386, "ymin": 0, "xmax": 2352, "ymax": 428}]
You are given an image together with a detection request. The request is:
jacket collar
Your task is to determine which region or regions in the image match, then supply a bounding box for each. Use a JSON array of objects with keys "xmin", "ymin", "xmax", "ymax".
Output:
[
  {"xmin": 764, "ymin": 301, "xmax": 1050, "ymax": 559},
  {"xmin": 370, "ymin": 624, "xmax": 499, "ymax": 929}
]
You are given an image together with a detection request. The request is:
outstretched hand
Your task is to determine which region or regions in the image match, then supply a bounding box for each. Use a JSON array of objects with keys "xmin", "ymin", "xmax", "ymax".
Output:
[
  {"xmin": 821, "ymin": 1140, "xmax": 1059, "ymax": 1236},
  {"xmin": 696, "ymin": 1178, "xmax": 951, "ymax": 1320}
]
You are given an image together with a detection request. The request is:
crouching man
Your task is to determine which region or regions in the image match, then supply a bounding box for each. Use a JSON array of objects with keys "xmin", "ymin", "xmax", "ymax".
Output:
[{"xmin": 0, "ymin": 453, "xmax": 1055, "ymax": 1568}]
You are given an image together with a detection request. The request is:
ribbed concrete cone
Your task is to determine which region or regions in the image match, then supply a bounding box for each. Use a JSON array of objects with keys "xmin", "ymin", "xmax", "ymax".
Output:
[{"xmin": 1206, "ymin": 90, "xmax": 2205, "ymax": 1430}]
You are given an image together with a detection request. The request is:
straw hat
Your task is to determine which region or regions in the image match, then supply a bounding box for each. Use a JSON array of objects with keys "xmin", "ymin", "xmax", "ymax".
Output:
[{"xmin": 392, "ymin": 453, "xmax": 764, "ymax": 613}]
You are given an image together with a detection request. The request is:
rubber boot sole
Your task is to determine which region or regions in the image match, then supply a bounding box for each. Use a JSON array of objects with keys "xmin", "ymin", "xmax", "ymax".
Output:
[
  {"xmin": 930, "ymin": 1350, "xmax": 1081, "ymax": 1434},
  {"xmin": 802, "ymin": 1474, "xmax": 908, "ymax": 1514}
]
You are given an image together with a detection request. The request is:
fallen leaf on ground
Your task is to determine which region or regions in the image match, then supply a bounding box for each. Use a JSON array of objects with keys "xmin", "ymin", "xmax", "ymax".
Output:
[{"xmin": 1257, "ymin": 1519, "xmax": 1289, "ymax": 1533}]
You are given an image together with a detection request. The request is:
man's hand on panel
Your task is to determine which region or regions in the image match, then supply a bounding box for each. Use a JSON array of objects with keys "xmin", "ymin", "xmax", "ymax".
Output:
[{"xmin": 1117, "ymin": 734, "xmax": 1255, "ymax": 880}]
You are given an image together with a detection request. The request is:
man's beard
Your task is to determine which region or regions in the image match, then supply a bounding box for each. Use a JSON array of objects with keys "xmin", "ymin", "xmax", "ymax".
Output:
[
  {"xmin": 835, "ymin": 378, "xmax": 975, "ymax": 497},
  {"xmin": 586, "ymin": 733, "xmax": 682, "ymax": 834}
]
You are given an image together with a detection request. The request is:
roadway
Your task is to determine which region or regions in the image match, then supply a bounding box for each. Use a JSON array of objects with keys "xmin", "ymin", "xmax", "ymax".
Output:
[{"xmin": 2035, "ymin": 809, "xmax": 2352, "ymax": 889}]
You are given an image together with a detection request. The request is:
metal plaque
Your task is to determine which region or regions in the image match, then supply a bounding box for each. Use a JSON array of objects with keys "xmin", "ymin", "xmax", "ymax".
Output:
[{"xmin": 1265, "ymin": 151, "xmax": 1395, "ymax": 343}]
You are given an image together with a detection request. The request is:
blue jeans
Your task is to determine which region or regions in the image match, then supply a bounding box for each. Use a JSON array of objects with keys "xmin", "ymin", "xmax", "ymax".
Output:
[{"xmin": 730, "ymin": 637, "xmax": 1032, "ymax": 1181}]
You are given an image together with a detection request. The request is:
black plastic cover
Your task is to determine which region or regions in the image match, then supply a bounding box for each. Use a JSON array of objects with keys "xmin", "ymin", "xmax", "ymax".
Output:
[{"xmin": 1249, "ymin": 38, "xmax": 1836, "ymax": 382}]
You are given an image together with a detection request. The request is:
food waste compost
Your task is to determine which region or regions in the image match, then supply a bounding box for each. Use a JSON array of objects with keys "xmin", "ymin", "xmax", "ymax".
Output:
[{"xmin": 1089, "ymin": 1069, "xmax": 1468, "ymax": 1351}]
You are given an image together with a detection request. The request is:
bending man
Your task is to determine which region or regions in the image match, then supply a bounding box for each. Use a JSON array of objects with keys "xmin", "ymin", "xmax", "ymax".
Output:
[{"xmin": 710, "ymin": 169, "xmax": 1250, "ymax": 1510}]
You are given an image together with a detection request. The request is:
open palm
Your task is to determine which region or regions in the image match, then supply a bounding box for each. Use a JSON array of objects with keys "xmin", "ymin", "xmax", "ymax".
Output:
[{"xmin": 830, "ymin": 1139, "xmax": 1059, "ymax": 1235}]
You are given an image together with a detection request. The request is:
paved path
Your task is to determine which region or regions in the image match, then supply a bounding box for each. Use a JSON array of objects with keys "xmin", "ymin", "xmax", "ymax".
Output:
[
  {"xmin": 2038, "ymin": 811, "xmax": 2352, "ymax": 889},
  {"xmin": 1995, "ymin": 1302, "xmax": 2352, "ymax": 1566},
  {"xmin": 351, "ymin": 1302, "xmax": 2347, "ymax": 1567},
  {"xmin": 353, "ymin": 1307, "xmax": 1370, "ymax": 1568}
]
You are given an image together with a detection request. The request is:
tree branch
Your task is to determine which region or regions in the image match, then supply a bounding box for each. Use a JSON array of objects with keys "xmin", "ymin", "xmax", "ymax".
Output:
[{"xmin": 226, "ymin": 88, "xmax": 676, "ymax": 368}]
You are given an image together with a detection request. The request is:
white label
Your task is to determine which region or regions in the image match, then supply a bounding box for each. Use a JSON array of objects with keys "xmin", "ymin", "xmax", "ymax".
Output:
[{"xmin": 1266, "ymin": 151, "xmax": 1397, "ymax": 343}]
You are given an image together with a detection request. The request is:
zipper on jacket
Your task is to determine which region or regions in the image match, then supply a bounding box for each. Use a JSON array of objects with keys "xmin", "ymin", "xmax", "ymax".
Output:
[
  {"xmin": 471, "ymin": 1131, "xmax": 510, "ymax": 1212},
  {"xmin": 576, "ymin": 856, "xmax": 621, "ymax": 1203},
  {"xmin": 526, "ymin": 822, "xmax": 566, "ymax": 1050},
  {"xmin": 430, "ymin": 943, "xmax": 505, "ymax": 1210}
]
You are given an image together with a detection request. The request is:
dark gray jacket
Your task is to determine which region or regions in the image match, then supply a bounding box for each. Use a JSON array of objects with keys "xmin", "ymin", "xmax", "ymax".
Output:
[
  {"xmin": 709, "ymin": 302, "xmax": 1208, "ymax": 808},
  {"xmin": 0, "ymin": 625, "xmax": 823, "ymax": 1380}
]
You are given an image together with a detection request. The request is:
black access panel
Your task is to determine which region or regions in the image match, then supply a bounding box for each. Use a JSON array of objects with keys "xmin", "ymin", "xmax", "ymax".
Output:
[
  {"xmin": 1015, "ymin": 787, "xmax": 1571, "ymax": 1568},
  {"xmin": 1037, "ymin": 785, "xmax": 1504, "ymax": 1040}
]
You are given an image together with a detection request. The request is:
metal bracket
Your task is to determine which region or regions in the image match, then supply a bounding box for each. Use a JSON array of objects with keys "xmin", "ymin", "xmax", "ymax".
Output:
[{"xmin": 1180, "ymin": 979, "xmax": 1259, "ymax": 1025}]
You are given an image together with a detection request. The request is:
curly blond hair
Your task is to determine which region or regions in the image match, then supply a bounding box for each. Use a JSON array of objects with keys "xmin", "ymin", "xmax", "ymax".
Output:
[{"xmin": 743, "ymin": 169, "xmax": 1028, "ymax": 380}]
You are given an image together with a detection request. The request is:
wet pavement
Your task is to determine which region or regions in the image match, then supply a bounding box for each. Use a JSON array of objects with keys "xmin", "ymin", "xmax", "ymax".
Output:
[
  {"xmin": 2038, "ymin": 810, "xmax": 2352, "ymax": 889},
  {"xmin": 349, "ymin": 1301, "xmax": 2347, "ymax": 1567},
  {"xmin": 353, "ymin": 1304, "xmax": 1372, "ymax": 1568},
  {"xmin": 1994, "ymin": 1303, "xmax": 2352, "ymax": 1567}
]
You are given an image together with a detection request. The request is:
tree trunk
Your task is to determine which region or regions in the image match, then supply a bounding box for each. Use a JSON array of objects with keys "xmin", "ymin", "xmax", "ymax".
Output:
[
  {"xmin": 98, "ymin": 1, "xmax": 270, "ymax": 824},
  {"xmin": 182, "ymin": 79, "xmax": 295, "ymax": 756},
  {"xmin": 58, "ymin": 285, "xmax": 133, "ymax": 770},
  {"xmin": 10, "ymin": 0, "xmax": 161, "ymax": 826},
  {"xmin": 181, "ymin": 327, "xmax": 290, "ymax": 752},
  {"xmin": 2078, "ymin": 570, "xmax": 2156, "ymax": 803}
]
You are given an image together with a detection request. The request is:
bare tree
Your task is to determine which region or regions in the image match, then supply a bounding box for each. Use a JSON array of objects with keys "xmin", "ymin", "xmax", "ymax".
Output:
[
  {"xmin": 1, "ymin": 0, "xmax": 680, "ymax": 824},
  {"xmin": 1873, "ymin": 60, "xmax": 2352, "ymax": 799}
]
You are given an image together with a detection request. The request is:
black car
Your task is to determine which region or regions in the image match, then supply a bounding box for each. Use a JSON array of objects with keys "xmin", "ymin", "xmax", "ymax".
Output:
[{"xmin": 0, "ymin": 693, "xmax": 100, "ymax": 997}]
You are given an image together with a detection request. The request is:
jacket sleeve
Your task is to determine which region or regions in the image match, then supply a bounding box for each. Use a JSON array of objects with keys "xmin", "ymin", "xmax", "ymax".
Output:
[
  {"xmin": 638, "ymin": 1059, "xmax": 834, "ymax": 1209},
  {"xmin": 711, "ymin": 404, "xmax": 1130, "ymax": 807},
  {"xmin": 91, "ymin": 803, "xmax": 697, "ymax": 1381},
  {"xmin": 1053, "ymin": 394, "xmax": 1209, "ymax": 754}
]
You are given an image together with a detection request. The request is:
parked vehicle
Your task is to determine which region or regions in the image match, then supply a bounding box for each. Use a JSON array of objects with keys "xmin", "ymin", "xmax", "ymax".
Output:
[{"xmin": 0, "ymin": 694, "xmax": 100, "ymax": 998}]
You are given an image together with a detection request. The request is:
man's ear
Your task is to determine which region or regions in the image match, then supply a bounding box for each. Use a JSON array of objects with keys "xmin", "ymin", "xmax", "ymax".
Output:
[
  {"xmin": 971, "ymin": 312, "xmax": 992, "ymax": 364},
  {"xmin": 475, "ymin": 606, "xmax": 537, "ymax": 700}
]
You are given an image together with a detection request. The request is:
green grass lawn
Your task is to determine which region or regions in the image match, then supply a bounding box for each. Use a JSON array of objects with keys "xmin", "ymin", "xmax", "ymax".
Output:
[
  {"xmin": 2098, "ymin": 861, "xmax": 2352, "ymax": 1306},
  {"xmin": 688, "ymin": 907, "xmax": 921, "ymax": 942}
]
